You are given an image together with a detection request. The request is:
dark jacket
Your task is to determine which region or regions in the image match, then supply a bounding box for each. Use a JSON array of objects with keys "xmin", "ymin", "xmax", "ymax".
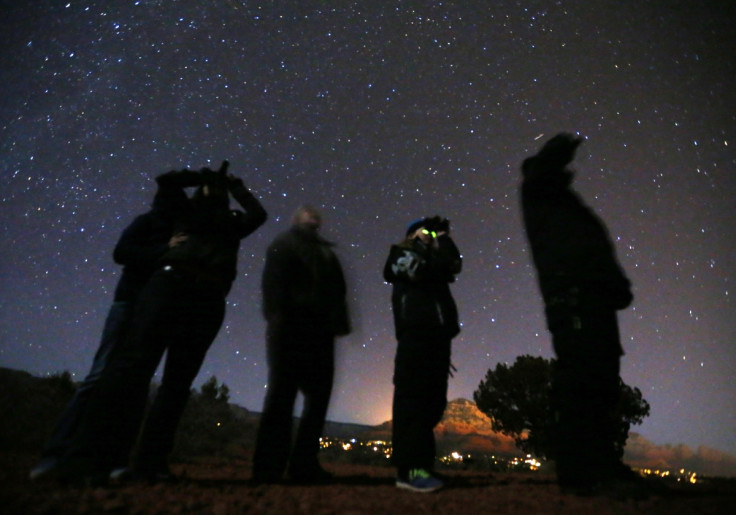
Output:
[
  {"xmin": 155, "ymin": 170, "xmax": 268, "ymax": 295},
  {"xmin": 383, "ymin": 234, "xmax": 462, "ymax": 340},
  {"xmin": 111, "ymin": 182, "xmax": 189, "ymax": 302},
  {"xmin": 520, "ymin": 156, "xmax": 633, "ymax": 313},
  {"xmin": 261, "ymin": 226, "xmax": 350, "ymax": 336}
]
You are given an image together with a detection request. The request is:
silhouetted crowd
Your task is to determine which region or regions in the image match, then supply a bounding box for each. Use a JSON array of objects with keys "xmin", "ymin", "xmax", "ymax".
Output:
[{"xmin": 31, "ymin": 134, "xmax": 646, "ymax": 497}]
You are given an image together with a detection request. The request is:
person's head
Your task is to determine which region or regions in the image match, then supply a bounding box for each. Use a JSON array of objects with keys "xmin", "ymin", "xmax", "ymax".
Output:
[
  {"xmin": 153, "ymin": 185, "xmax": 188, "ymax": 213},
  {"xmin": 291, "ymin": 205, "xmax": 322, "ymax": 234},
  {"xmin": 192, "ymin": 182, "xmax": 229, "ymax": 211},
  {"xmin": 405, "ymin": 217, "xmax": 435, "ymax": 245},
  {"xmin": 192, "ymin": 168, "xmax": 229, "ymax": 211},
  {"xmin": 522, "ymin": 132, "xmax": 583, "ymax": 186}
]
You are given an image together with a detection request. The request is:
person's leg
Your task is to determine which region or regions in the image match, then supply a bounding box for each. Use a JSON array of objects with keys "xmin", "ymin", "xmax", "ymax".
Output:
[
  {"xmin": 551, "ymin": 309, "xmax": 623, "ymax": 490},
  {"xmin": 420, "ymin": 359, "xmax": 450, "ymax": 468},
  {"xmin": 35, "ymin": 301, "xmax": 133, "ymax": 472},
  {"xmin": 577, "ymin": 310, "xmax": 624, "ymax": 482},
  {"xmin": 587, "ymin": 356, "xmax": 621, "ymax": 476},
  {"xmin": 135, "ymin": 285, "xmax": 225, "ymax": 475},
  {"xmin": 391, "ymin": 337, "xmax": 450, "ymax": 474},
  {"xmin": 252, "ymin": 327, "xmax": 299, "ymax": 481},
  {"xmin": 59, "ymin": 273, "xmax": 172, "ymax": 477},
  {"xmin": 290, "ymin": 336, "xmax": 334, "ymax": 477},
  {"xmin": 553, "ymin": 354, "xmax": 595, "ymax": 484},
  {"xmin": 392, "ymin": 340, "xmax": 449, "ymax": 493},
  {"xmin": 391, "ymin": 382, "xmax": 422, "ymax": 475}
]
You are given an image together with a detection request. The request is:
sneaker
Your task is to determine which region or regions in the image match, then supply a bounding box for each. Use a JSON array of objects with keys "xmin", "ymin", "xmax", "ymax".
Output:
[
  {"xmin": 396, "ymin": 468, "xmax": 444, "ymax": 493},
  {"xmin": 29, "ymin": 457, "xmax": 59, "ymax": 481},
  {"xmin": 109, "ymin": 467, "xmax": 134, "ymax": 482},
  {"xmin": 110, "ymin": 466, "xmax": 177, "ymax": 484}
]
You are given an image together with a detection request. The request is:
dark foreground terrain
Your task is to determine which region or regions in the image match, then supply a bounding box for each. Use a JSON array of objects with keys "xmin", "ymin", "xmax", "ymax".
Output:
[
  {"xmin": 3, "ymin": 452, "xmax": 736, "ymax": 515},
  {"xmin": 3, "ymin": 368, "xmax": 735, "ymax": 513}
]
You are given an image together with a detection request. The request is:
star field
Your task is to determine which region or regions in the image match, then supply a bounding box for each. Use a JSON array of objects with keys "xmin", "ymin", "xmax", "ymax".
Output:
[{"xmin": 1, "ymin": 1, "xmax": 735, "ymax": 457}]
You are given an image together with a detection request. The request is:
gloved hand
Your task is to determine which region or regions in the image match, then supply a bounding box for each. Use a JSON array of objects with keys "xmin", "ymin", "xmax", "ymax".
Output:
[
  {"xmin": 227, "ymin": 174, "xmax": 245, "ymax": 190},
  {"xmin": 425, "ymin": 216, "xmax": 450, "ymax": 234}
]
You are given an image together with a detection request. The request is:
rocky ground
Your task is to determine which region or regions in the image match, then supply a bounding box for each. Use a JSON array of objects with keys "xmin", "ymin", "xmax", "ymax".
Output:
[{"xmin": 3, "ymin": 452, "xmax": 736, "ymax": 514}]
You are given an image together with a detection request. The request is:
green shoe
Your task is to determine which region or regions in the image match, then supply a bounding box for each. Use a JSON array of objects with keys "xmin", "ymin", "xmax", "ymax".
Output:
[{"xmin": 396, "ymin": 468, "xmax": 444, "ymax": 493}]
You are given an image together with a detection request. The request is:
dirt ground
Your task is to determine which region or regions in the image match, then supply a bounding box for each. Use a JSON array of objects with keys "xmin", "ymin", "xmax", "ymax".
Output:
[{"xmin": 3, "ymin": 452, "xmax": 736, "ymax": 514}]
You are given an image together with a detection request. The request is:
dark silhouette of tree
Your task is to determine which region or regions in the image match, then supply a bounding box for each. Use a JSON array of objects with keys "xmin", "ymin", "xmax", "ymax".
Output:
[
  {"xmin": 473, "ymin": 355, "xmax": 650, "ymax": 459},
  {"xmin": 473, "ymin": 355, "xmax": 553, "ymax": 457},
  {"xmin": 172, "ymin": 376, "xmax": 239, "ymax": 458},
  {"xmin": 0, "ymin": 369, "xmax": 78, "ymax": 450},
  {"xmin": 612, "ymin": 380, "xmax": 651, "ymax": 459},
  {"xmin": 46, "ymin": 370, "xmax": 77, "ymax": 396},
  {"xmin": 200, "ymin": 375, "xmax": 230, "ymax": 404}
]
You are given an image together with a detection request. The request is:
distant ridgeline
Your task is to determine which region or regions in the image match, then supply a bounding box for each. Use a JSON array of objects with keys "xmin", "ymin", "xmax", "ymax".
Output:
[{"xmin": 2, "ymin": 368, "xmax": 735, "ymax": 477}]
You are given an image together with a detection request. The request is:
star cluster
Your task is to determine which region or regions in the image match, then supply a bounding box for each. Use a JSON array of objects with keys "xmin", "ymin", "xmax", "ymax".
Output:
[{"xmin": 1, "ymin": 1, "xmax": 735, "ymax": 456}]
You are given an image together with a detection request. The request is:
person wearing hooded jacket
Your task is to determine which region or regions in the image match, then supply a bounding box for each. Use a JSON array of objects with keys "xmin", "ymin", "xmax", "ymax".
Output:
[
  {"xmin": 252, "ymin": 205, "xmax": 350, "ymax": 484},
  {"xmin": 57, "ymin": 163, "xmax": 267, "ymax": 482},
  {"xmin": 29, "ymin": 181, "xmax": 188, "ymax": 480},
  {"xmin": 383, "ymin": 216, "xmax": 462, "ymax": 493},
  {"xmin": 520, "ymin": 133, "xmax": 635, "ymax": 494}
]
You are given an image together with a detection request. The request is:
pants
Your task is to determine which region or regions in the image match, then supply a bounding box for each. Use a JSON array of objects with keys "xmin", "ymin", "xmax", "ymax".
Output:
[
  {"xmin": 391, "ymin": 334, "xmax": 451, "ymax": 472},
  {"xmin": 41, "ymin": 301, "xmax": 133, "ymax": 464},
  {"xmin": 549, "ymin": 309, "xmax": 623, "ymax": 487},
  {"xmin": 67, "ymin": 268, "xmax": 225, "ymax": 474},
  {"xmin": 252, "ymin": 324, "xmax": 335, "ymax": 478}
]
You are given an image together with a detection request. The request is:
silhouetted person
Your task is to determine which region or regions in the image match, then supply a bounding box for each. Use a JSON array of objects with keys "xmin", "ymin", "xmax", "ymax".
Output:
[
  {"xmin": 57, "ymin": 163, "xmax": 267, "ymax": 483},
  {"xmin": 29, "ymin": 181, "xmax": 187, "ymax": 480},
  {"xmin": 383, "ymin": 216, "xmax": 461, "ymax": 493},
  {"xmin": 520, "ymin": 133, "xmax": 635, "ymax": 494},
  {"xmin": 252, "ymin": 205, "xmax": 350, "ymax": 484}
]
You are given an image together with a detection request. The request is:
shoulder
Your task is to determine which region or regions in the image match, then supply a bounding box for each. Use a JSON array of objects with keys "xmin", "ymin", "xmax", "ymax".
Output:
[
  {"xmin": 122, "ymin": 211, "xmax": 157, "ymax": 232},
  {"xmin": 268, "ymin": 229, "xmax": 297, "ymax": 250}
]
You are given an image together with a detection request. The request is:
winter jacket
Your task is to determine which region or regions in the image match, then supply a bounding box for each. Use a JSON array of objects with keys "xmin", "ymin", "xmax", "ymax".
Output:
[
  {"xmin": 111, "ymin": 181, "xmax": 189, "ymax": 302},
  {"xmin": 383, "ymin": 235, "xmax": 462, "ymax": 340},
  {"xmin": 155, "ymin": 170, "xmax": 268, "ymax": 295},
  {"xmin": 262, "ymin": 226, "xmax": 350, "ymax": 336},
  {"xmin": 520, "ymin": 156, "xmax": 633, "ymax": 314}
]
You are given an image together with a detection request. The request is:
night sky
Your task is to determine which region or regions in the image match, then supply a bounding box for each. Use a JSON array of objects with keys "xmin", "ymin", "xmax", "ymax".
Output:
[{"xmin": 2, "ymin": 1, "xmax": 735, "ymax": 458}]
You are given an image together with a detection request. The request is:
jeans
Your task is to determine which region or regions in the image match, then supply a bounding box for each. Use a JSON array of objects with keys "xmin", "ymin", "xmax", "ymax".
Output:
[
  {"xmin": 66, "ymin": 268, "xmax": 226, "ymax": 474},
  {"xmin": 253, "ymin": 325, "xmax": 335, "ymax": 478},
  {"xmin": 41, "ymin": 301, "xmax": 133, "ymax": 464},
  {"xmin": 391, "ymin": 334, "xmax": 451, "ymax": 471},
  {"xmin": 549, "ymin": 309, "xmax": 623, "ymax": 487}
]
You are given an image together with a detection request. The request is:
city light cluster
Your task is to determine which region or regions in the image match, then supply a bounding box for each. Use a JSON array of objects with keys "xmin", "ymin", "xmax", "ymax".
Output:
[
  {"xmin": 320, "ymin": 437, "xmax": 392, "ymax": 459},
  {"xmin": 439, "ymin": 451, "xmax": 470, "ymax": 465},
  {"xmin": 320, "ymin": 436, "xmax": 546, "ymax": 471},
  {"xmin": 638, "ymin": 467, "xmax": 698, "ymax": 484},
  {"xmin": 319, "ymin": 436, "xmax": 700, "ymax": 482},
  {"xmin": 509, "ymin": 455, "xmax": 542, "ymax": 471}
]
